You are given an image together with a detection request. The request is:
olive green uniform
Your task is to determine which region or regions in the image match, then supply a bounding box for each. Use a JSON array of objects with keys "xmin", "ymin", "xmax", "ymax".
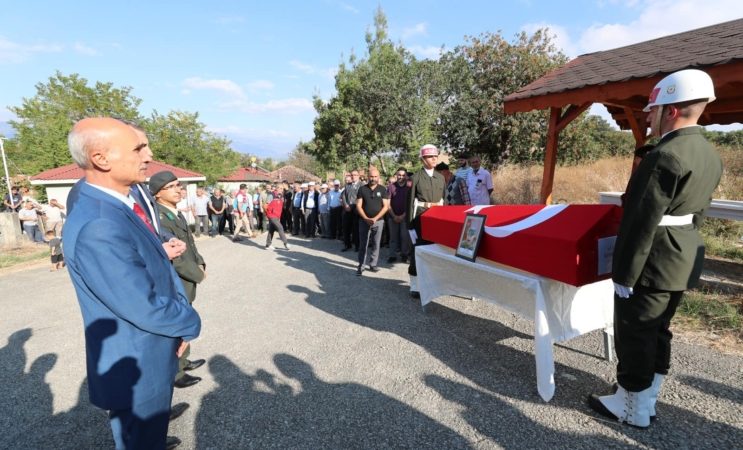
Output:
[
  {"xmin": 406, "ymin": 168, "xmax": 446, "ymax": 277},
  {"xmin": 612, "ymin": 126, "xmax": 722, "ymax": 391},
  {"xmin": 158, "ymin": 206, "xmax": 206, "ymax": 379}
]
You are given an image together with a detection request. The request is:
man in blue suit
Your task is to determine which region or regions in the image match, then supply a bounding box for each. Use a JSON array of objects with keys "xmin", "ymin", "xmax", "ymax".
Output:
[{"xmin": 63, "ymin": 117, "xmax": 201, "ymax": 450}]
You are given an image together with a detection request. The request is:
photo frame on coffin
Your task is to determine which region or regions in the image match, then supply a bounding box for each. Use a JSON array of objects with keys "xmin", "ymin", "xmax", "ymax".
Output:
[{"xmin": 455, "ymin": 213, "xmax": 486, "ymax": 262}]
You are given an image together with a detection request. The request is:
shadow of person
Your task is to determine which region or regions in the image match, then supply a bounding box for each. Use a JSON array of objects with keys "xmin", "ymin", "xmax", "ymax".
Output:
[
  {"xmin": 0, "ymin": 328, "xmax": 33, "ymax": 381},
  {"xmin": 425, "ymin": 374, "xmax": 626, "ymax": 449},
  {"xmin": 195, "ymin": 354, "xmax": 471, "ymax": 449}
]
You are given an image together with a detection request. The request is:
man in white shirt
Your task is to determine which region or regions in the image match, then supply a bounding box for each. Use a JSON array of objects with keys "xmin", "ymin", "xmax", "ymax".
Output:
[
  {"xmin": 43, "ymin": 199, "xmax": 66, "ymax": 237},
  {"xmin": 466, "ymin": 155, "xmax": 493, "ymax": 206},
  {"xmin": 191, "ymin": 187, "xmax": 210, "ymax": 237}
]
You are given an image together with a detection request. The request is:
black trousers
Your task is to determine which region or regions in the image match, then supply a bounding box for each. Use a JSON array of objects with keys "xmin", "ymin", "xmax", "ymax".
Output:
[
  {"xmin": 292, "ymin": 206, "xmax": 305, "ymax": 235},
  {"xmin": 266, "ymin": 217, "xmax": 288, "ymax": 246},
  {"xmin": 330, "ymin": 207, "xmax": 342, "ymax": 239},
  {"xmin": 254, "ymin": 208, "xmax": 265, "ymax": 231},
  {"xmin": 281, "ymin": 207, "xmax": 292, "ymax": 232},
  {"xmin": 342, "ymin": 209, "xmax": 359, "ymax": 250},
  {"xmin": 615, "ymin": 286, "xmax": 684, "ymax": 392},
  {"xmin": 407, "ymin": 215, "xmax": 431, "ymax": 278}
]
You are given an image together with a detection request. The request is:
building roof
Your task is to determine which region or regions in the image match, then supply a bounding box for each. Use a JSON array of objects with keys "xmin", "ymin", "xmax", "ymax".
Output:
[
  {"xmin": 30, "ymin": 160, "xmax": 205, "ymax": 184},
  {"xmin": 218, "ymin": 167, "xmax": 275, "ymax": 183},
  {"xmin": 270, "ymin": 165, "xmax": 321, "ymax": 184},
  {"xmin": 504, "ymin": 18, "xmax": 743, "ymax": 129}
]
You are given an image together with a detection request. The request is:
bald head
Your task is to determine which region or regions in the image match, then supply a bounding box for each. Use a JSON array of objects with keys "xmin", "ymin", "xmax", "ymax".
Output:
[
  {"xmin": 367, "ymin": 168, "xmax": 380, "ymax": 187},
  {"xmin": 68, "ymin": 117, "xmax": 152, "ymax": 195}
]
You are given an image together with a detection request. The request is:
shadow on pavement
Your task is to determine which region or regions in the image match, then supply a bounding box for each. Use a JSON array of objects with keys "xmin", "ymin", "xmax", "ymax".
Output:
[{"xmin": 195, "ymin": 353, "xmax": 471, "ymax": 449}]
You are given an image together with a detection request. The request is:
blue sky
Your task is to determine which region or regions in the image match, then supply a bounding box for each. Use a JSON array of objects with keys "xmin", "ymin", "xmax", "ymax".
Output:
[{"xmin": 0, "ymin": 0, "xmax": 740, "ymax": 160}]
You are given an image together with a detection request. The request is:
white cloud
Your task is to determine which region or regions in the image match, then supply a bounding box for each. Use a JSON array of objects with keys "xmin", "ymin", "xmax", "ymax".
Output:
[
  {"xmin": 207, "ymin": 125, "xmax": 307, "ymax": 159},
  {"xmin": 338, "ymin": 2, "xmax": 359, "ymax": 14},
  {"xmin": 219, "ymin": 97, "xmax": 314, "ymax": 114},
  {"xmin": 408, "ymin": 45, "xmax": 442, "ymax": 60},
  {"xmin": 73, "ymin": 42, "xmax": 99, "ymax": 56},
  {"xmin": 402, "ymin": 22, "xmax": 428, "ymax": 39},
  {"xmin": 578, "ymin": 0, "xmax": 742, "ymax": 53},
  {"xmin": 182, "ymin": 77, "xmax": 245, "ymax": 98},
  {"xmin": 290, "ymin": 59, "xmax": 315, "ymax": 74},
  {"xmin": 247, "ymin": 80, "xmax": 275, "ymax": 91},
  {"xmin": 0, "ymin": 36, "xmax": 63, "ymax": 64},
  {"xmin": 290, "ymin": 60, "xmax": 337, "ymax": 80}
]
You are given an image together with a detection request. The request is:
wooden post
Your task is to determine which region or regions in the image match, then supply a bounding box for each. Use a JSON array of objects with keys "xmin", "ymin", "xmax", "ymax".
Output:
[
  {"xmin": 622, "ymin": 107, "xmax": 648, "ymax": 148},
  {"xmin": 540, "ymin": 107, "xmax": 560, "ymax": 204}
]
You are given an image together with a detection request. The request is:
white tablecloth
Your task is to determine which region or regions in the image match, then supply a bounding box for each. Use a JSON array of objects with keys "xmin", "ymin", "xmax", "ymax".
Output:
[{"xmin": 415, "ymin": 244, "xmax": 614, "ymax": 401}]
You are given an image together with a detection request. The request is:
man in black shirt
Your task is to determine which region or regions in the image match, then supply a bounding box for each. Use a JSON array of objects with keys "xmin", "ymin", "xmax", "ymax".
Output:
[
  {"xmin": 208, "ymin": 189, "xmax": 226, "ymax": 237},
  {"xmin": 341, "ymin": 170, "xmax": 362, "ymax": 251},
  {"xmin": 355, "ymin": 168, "xmax": 389, "ymax": 276}
]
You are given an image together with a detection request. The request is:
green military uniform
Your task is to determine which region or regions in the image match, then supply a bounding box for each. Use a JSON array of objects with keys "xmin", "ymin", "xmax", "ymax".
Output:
[
  {"xmin": 612, "ymin": 126, "xmax": 722, "ymax": 391},
  {"xmin": 406, "ymin": 168, "xmax": 446, "ymax": 277},
  {"xmin": 158, "ymin": 205, "xmax": 206, "ymax": 378}
]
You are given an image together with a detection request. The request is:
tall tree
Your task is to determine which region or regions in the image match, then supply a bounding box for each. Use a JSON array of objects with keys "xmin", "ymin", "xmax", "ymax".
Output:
[
  {"xmin": 310, "ymin": 7, "xmax": 437, "ymax": 173},
  {"xmin": 436, "ymin": 30, "xmax": 568, "ymax": 166},
  {"xmin": 145, "ymin": 110, "xmax": 240, "ymax": 184},
  {"xmin": 7, "ymin": 71, "xmax": 143, "ymax": 174}
]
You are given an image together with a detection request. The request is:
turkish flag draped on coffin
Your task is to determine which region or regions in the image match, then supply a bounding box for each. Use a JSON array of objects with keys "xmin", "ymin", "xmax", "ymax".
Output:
[{"xmin": 420, "ymin": 204, "xmax": 622, "ymax": 286}]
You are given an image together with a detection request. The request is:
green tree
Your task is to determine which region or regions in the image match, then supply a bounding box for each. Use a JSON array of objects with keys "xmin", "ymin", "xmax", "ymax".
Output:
[
  {"xmin": 145, "ymin": 110, "xmax": 240, "ymax": 184},
  {"xmin": 310, "ymin": 7, "xmax": 437, "ymax": 173},
  {"xmin": 286, "ymin": 141, "xmax": 324, "ymax": 176},
  {"xmin": 7, "ymin": 71, "xmax": 143, "ymax": 174},
  {"xmin": 436, "ymin": 30, "xmax": 568, "ymax": 166}
]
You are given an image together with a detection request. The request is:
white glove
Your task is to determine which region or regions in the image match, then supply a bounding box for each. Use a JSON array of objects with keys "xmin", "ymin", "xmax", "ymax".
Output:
[{"xmin": 613, "ymin": 282, "xmax": 633, "ymax": 299}]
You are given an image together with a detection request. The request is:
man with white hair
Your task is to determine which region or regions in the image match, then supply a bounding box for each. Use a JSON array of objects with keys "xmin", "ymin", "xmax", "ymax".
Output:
[
  {"xmin": 329, "ymin": 179, "xmax": 343, "ymax": 239},
  {"xmin": 406, "ymin": 144, "xmax": 446, "ymax": 298},
  {"xmin": 589, "ymin": 69, "xmax": 723, "ymax": 428},
  {"xmin": 63, "ymin": 117, "xmax": 200, "ymax": 449}
]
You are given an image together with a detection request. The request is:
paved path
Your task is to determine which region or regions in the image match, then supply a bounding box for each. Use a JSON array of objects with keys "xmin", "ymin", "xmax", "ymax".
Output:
[{"xmin": 1, "ymin": 233, "xmax": 741, "ymax": 449}]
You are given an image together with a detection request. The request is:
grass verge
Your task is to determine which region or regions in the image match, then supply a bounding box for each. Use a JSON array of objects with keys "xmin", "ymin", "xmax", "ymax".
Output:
[{"xmin": 0, "ymin": 247, "xmax": 49, "ymax": 269}]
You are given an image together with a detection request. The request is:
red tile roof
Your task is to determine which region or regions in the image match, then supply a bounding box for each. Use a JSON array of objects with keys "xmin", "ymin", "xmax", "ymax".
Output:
[
  {"xmin": 506, "ymin": 18, "xmax": 743, "ymax": 103},
  {"xmin": 31, "ymin": 161, "xmax": 205, "ymax": 181},
  {"xmin": 218, "ymin": 167, "xmax": 275, "ymax": 182}
]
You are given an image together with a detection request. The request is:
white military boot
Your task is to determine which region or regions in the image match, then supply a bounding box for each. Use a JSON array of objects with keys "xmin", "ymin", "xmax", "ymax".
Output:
[
  {"xmin": 588, "ymin": 385, "xmax": 652, "ymax": 428},
  {"xmin": 648, "ymin": 373, "xmax": 665, "ymax": 417}
]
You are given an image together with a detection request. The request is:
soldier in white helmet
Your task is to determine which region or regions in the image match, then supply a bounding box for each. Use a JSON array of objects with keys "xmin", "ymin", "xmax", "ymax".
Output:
[
  {"xmin": 588, "ymin": 69, "xmax": 722, "ymax": 428},
  {"xmin": 406, "ymin": 144, "xmax": 446, "ymax": 298}
]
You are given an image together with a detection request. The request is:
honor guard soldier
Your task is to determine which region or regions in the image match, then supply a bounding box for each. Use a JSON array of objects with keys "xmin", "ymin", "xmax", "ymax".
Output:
[
  {"xmin": 588, "ymin": 69, "xmax": 723, "ymax": 428},
  {"xmin": 406, "ymin": 144, "xmax": 447, "ymax": 299}
]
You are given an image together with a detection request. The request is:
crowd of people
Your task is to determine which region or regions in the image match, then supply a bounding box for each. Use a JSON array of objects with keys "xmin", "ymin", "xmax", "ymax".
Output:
[{"xmin": 2, "ymin": 68, "xmax": 722, "ymax": 448}]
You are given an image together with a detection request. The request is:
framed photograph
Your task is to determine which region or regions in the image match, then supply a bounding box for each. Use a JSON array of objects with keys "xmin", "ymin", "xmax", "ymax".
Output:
[{"xmin": 455, "ymin": 213, "xmax": 486, "ymax": 262}]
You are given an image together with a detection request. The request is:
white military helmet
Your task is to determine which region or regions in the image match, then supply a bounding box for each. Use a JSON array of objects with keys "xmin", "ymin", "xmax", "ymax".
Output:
[
  {"xmin": 419, "ymin": 144, "xmax": 439, "ymax": 158},
  {"xmin": 643, "ymin": 69, "xmax": 715, "ymax": 112}
]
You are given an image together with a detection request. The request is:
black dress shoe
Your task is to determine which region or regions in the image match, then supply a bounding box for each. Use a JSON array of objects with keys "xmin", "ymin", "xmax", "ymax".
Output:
[
  {"xmin": 174, "ymin": 373, "xmax": 201, "ymax": 389},
  {"xmin": 166, "ymin": 436, "xmax": 182, "ymax": 450},
  {"xmin": 369, "ymin": 266, "xmax": 380, "ymax": 273},
  {"xmin": 184, "ymin": 359, "xmax": 205, "ymax": 371},
  {"xmin": 387, "ymin": 256, "xmax": 397, "ymax": 263},
  {"xmin": 341, "ymin": 246, "xmax": 351, "ymax": 252},
  {"xmin": 169, "ymin": 402, "xmax": 189, "ymax": 421},
  {"xmin": 410, "ymin": 291, "xmax": 420, "ymax": 299},
  {"xmin": 356, "ymin": 266, "xmax": 363, "ymax": 276}
]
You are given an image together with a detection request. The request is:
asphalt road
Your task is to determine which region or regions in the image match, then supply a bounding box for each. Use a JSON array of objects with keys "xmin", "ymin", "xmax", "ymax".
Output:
[{"xmin": 1, "ymin": 232, "xmax": 741, "ymax": 449}]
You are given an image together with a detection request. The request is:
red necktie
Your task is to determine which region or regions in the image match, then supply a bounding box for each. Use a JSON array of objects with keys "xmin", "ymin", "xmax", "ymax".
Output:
[{"xmin": 133, "ymin": 203, "xmax": 156, "ymax": 234}]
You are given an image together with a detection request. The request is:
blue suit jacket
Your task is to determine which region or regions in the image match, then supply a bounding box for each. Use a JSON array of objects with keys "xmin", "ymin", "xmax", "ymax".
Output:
[{"xmin": 64, "ymin": 182, "xmax": 201, "ymax": 410}]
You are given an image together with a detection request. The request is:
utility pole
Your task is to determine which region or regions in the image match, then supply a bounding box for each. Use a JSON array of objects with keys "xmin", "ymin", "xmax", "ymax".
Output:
[{"xmin": 0, "ymin": 138, "xmax": 16, "ymax": 209}]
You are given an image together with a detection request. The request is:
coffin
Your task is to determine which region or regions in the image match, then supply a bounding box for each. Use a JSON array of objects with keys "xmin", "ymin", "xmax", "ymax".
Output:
[{"xmin": 420, "ymin": 204, "xmax": 622, "ymax": 286}]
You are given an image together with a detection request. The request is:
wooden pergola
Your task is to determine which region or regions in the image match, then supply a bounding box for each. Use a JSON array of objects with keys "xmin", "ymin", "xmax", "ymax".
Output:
[{"xmin": 504, "ymin": 18, "xmax": 743, "ymax": 204}]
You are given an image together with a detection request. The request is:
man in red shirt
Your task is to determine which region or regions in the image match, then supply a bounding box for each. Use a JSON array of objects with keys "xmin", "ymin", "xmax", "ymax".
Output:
[{"xmin": 264, "ymin": 186, "xmax": 291, "ymax": 250}]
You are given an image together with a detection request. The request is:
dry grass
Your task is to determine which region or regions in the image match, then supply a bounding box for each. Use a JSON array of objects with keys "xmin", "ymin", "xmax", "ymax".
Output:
[{"xmin": 492, "ymin": 147, "xmax": 742, "ymax": 205}]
